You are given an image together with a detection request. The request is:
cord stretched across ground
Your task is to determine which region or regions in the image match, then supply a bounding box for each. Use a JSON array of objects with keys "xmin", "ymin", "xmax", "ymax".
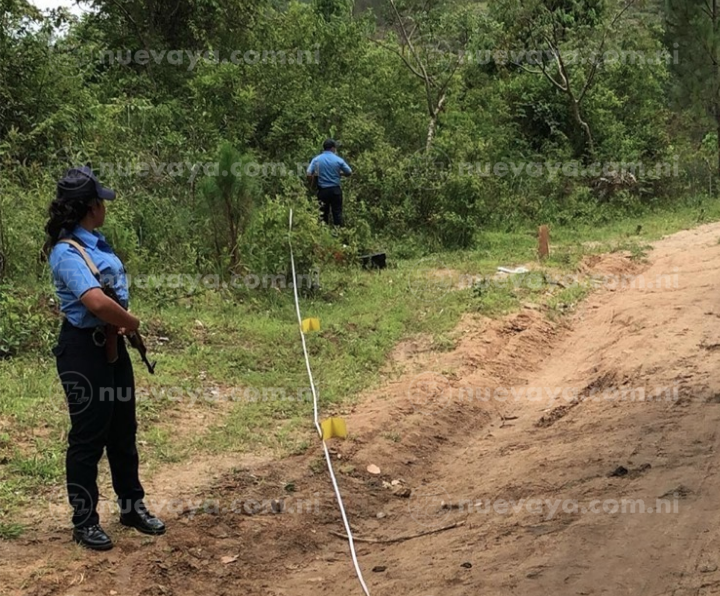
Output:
[{"xmin": 287, "ymin": 209, "xmax": 371, "ymax": 596}]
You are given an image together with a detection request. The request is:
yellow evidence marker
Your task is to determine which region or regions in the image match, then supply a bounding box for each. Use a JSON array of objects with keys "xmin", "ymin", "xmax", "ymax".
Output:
[
  {"xmin": 302, "ymin": 318, "xmax": 321, "ymax": 333},
  {"xmin": 321, "ymin": 417, "xmax": 348, "ymax": 440}
]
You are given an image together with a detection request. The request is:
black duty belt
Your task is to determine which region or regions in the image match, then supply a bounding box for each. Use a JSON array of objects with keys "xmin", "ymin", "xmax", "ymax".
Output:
[{"xmin": 60, "ymin": 319, "xmax": 109, "ymax": 347}]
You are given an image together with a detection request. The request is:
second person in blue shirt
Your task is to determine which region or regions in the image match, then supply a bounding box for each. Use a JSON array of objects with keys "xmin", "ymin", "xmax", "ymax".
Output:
[{"xmin": 307, "ymin": 138, "xmax": 352, "ymax": 226}]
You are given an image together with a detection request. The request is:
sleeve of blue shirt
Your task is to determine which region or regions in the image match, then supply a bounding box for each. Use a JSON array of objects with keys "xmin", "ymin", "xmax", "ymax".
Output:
[
  {"xmin": 339, "ymin": 158, "xmax": 352, "ymax": 175},
  {"xmin": 51, "ymin": 245, "xmax": 101, "ymax": 300},
  {"xmin": 307, "ymin": 157, "xmax": 318, "ymax": 175}
]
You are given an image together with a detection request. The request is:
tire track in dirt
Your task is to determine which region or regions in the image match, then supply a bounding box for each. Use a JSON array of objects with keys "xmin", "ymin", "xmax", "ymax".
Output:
[{"xmin": 270, "ymin": 222, "xmax": 720, "ymax": 596}]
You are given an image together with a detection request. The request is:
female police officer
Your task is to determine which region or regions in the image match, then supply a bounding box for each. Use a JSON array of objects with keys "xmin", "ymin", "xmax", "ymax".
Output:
[{"xmin": 45, "ymin": 166, "xmax": 165, "ymax": 550}]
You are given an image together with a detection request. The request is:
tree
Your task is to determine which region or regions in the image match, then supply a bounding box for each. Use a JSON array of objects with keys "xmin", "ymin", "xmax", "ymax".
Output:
[
  {"xmin": 374, "ymin": 0, "xmax": 465, "ymax": 151},
  {"xmin": 199, "ymin": 143, "xmax": 261, "ymax": 273},
  {"xmin": 315, "ymin": 0, "xmax": 353, "ymax": 20},
  {"xmin": 492, "ymin": 0, "xmax": 640, "ymax": 160},
  {"xmin": 82, "ymin": 0, "xmax": 269, "ymax": 88},
  {"xmin": 665, "ymin": 0, "xmax": 720, "ymax": 177}
]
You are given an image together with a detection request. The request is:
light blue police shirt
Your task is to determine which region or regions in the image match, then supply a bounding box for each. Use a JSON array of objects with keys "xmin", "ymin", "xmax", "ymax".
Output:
[
  {"xmin": 307, "ymin": 151, "xmax": 352, "ymax": 189},
  {"xmin": 49, "ymin": 226, "xmax": 129, "ymax": 328}
]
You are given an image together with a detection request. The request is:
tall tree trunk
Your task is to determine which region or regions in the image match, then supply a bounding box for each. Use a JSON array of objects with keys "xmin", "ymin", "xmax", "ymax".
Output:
[
  {"xmin": 570, "ymin": 97, "xmax": 595, "ymax": 160},
  {"xmin": 425, "ymin": 93, "xmax": 446, "ymax": 152},
  {"xmin": 224, "ymin": 197, "xmax": 239, "ymax": 272}
]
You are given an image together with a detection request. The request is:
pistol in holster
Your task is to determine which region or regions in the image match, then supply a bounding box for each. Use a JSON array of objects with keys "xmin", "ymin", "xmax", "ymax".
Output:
[
  {"xmin": 92, "ymin": 323, "xmax": 119, "ymax": 364},
  {"xmin": 105, "ymin": 324, "xmax": 119, "ymax": 364}
]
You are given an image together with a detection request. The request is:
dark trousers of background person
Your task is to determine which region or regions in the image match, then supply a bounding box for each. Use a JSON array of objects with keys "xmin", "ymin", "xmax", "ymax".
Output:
[
  {"xmin": 53, "ymin": 320, "xmax": 144, "ymax": 528},
  {"xmin": 317, "ymin": 185, "xmax": 344, "ymax": 226}
]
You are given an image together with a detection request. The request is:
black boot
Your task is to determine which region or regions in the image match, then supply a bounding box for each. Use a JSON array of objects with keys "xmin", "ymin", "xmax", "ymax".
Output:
[
  {"xmin": 73, "ymin": 524, "xmax": 114, "ymax": 551},
  {"xmin": 120, "ymin": 501, "xmax": 166, "ymax": 535}
]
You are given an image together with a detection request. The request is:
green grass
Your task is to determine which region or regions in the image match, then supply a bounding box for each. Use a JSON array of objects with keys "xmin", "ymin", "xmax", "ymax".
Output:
[
  {"xmin": 0, "ymin": 521, "xmax": 25, "ymax": 540},
  {"xmin": 1, "ymin": 197, "xmax": 719, "ymax": 533},
  {"xmin": 547, "ymin": 283, "xmax": 593, "ymax": 318},
  {"xmin": 8, "ymin": 448, "xmax": 64, "ymax": 483}
]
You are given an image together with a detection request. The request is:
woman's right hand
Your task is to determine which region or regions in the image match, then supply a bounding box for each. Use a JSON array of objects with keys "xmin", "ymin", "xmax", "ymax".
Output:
[{"xmin": 122, "ymin": 314, "xmax": 140, "ymax": 334}]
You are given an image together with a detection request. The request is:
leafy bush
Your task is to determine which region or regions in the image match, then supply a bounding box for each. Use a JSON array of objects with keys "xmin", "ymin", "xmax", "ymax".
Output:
[
  {"xmin": 240, "ymin": 196, "xmax": 336, "ymax": 290},
  {"xmin": 0, "ymin": 0, "xmax": 714, "ymax": 320},
  {"xmin": 0, "ymin": 283, "xmax": 56, "ymax": 358}
]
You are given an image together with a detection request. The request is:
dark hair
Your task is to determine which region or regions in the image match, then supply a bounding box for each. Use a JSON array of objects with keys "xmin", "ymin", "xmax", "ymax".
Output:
[{"xmin": 42, "ymin": 191, "xmax": 98, "ymax": 257}]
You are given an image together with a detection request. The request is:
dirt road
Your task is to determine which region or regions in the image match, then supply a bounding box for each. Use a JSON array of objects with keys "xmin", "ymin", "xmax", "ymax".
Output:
[{"xmin": 4, "ymin": 221, "xmax": 720, "ymax": 596}]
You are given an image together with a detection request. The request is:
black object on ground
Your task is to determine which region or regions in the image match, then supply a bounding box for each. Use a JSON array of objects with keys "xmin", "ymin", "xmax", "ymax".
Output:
[{"xmin": 360, "ymin": 252, "xmax": 387, "ymax": 270}]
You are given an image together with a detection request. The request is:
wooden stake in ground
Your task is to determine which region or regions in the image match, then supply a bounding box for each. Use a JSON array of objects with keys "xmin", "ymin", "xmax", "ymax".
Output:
[{"xmin": 538, "ymin": 225, "xmax": 550, "ymax": 260}]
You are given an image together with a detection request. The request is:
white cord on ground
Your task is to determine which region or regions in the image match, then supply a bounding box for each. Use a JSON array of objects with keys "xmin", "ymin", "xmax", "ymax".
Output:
[{"xmin": 288, "ymin": 209, "xmax": 371, "ymax": 596}]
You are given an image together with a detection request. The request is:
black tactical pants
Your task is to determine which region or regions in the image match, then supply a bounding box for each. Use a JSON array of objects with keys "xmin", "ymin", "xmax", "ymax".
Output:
[
  {"xmin": 53, "ymin": 320, "xmax": 144, "ymax": 528},
  {"xmin": 318, "ymin": 185, "xmax": 344, "ymax": 226}
]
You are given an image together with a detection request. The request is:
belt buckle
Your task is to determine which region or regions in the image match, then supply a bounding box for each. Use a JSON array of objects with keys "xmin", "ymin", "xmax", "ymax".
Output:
[{"xmin": 92, "ymin": 327, "xmax": 106, "ymax": 347}]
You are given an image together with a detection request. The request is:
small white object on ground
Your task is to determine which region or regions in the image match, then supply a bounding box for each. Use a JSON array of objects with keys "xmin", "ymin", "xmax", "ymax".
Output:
[{"xmin": 497, "ymin": 266, "xmax": 530, "ymax": 274}]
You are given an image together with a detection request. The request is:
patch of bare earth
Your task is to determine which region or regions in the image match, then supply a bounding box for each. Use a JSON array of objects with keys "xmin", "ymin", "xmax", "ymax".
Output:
[
  {"xmin": 17, "ymin": 386, "xmax": 262, "ymax": 529},
  {"xmin": 4, "ymin": 222, "xmax": 720, "ymax": 596}
]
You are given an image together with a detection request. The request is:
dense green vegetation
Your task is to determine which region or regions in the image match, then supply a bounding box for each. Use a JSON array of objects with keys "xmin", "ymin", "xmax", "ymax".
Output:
[
  {"xmin": 1, "ymin": 0, "xmax": 716, "ymax": 286},
  {"xmin": 3, "ymin": 0, "xmax": 720, "ymax": 536}
]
